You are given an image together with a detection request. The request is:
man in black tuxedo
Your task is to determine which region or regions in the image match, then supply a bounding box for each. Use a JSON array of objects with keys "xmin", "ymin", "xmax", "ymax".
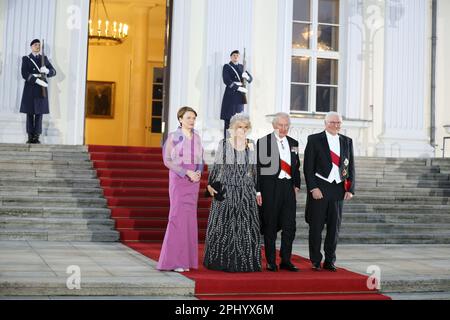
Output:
[
  {"xmin": 256, "ymin": 113, "xmax": 301, "ymax": 272},
  {"xmin": 303, "ymin": 112, "xmax": 355, "ymax": 272}
]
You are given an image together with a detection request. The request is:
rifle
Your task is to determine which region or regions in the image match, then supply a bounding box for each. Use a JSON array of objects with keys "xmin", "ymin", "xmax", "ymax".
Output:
[
  {"xmin": 41, "ymin": 39, "xmax": 47, "ymax": 97},
  {"xmin": 242, "ymin": 47, "xmax": 248, "ymax": 104}
]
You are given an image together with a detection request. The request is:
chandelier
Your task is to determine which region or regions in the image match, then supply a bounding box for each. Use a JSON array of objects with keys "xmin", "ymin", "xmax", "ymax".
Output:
[{"xmin": 88, "ymin": 0, "xmax": 129, "ymax": 46}]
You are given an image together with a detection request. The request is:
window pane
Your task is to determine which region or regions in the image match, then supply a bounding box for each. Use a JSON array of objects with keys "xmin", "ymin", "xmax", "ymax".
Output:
[
  {"xmin": 151, "ymin": 118, "xmax": 162, "ymax": 133},
  {"xmin": 293, "ymin": 0, "xmax": 310, "ymax": 22},
  {"xmin": 318, "ymin": 25, "xmax": 339, "ymax": 51},
  {"xmin": 316, "ymin": 86, "xmax": 337, "ymax": 112},
  {"xmin": 152, "ymin": 101, "xmax": 163, "ymax": 117},
  {"xmin": 291, "ymin": 56, "xmax": 310, "ymax": 83},
  {"xmin": 317, "ymin": 58, "xmax": 338, "ymax": 85},
  {"xmin": 318, "ymin": 0, "xmax": 339, "ymax": 24},
  {"xmin": 153, "ymin": 68, "xmax": 164, "ymax": 83},
  {"xmin": 291, "ymin": 84, "xmax": 309, "ymax": 111},
  {"xmin": 292, "ymin": 23, "xmax": 311, "ymax": 49},
  {"xmin": 153, "ymin": 84, "xmax": 163, "ymax": 100}
]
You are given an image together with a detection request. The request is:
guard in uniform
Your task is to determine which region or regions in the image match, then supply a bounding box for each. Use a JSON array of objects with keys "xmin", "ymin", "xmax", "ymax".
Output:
[
  {"xmin": 20, "ymin": 39, "xmax": 56, "ymax": 144},
  {"xmin": 220, "ymin": 50, "xmax": 253, "ymax": 137}
]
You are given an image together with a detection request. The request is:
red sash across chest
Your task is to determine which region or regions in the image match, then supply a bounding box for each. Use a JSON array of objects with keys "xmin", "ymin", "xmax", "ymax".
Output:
[{"xmin": 330, "ymin": 151, "xmax": 340, "ymax": 167}]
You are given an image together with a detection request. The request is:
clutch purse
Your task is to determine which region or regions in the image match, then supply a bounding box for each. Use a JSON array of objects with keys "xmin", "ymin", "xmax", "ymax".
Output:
[{"xmin": 205, "ymin": 181, "xmax": 226, "ymax": 201}]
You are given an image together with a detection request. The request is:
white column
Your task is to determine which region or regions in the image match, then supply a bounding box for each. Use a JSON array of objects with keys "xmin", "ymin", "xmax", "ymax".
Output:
[
  {"xmin": 0, "ymin": 0, "xmax": 89, "ymax": 145},
  {"xmin": 0, "ymin": 0, "xmax": 58, "ymax": 143},
  {"xmin": 202, "ymin": 0, "xmax": 254, "ymax": 132},
  {"xmin": 56, "ymin": 0, "xmax": 89, "ymax": 145},
  {"xmin": 168, "ymin": 0, "xmax": 192, "ymax": 133},
  {"xmin": 169, "ymin": 0, "xmax": 254, "ymax": 148},
  {"xmin": 276, "ymin": 0, "xmax": 293, "ymax": 115},
  {"xmin": 376, "ymin": 0, "xmax": 434, "ymax": 157}
]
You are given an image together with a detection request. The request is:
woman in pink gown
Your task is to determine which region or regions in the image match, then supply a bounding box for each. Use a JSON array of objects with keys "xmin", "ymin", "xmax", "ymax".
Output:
[{"xmin": 157, "ymin": 107, "xmax": 204, "ymax": 272}]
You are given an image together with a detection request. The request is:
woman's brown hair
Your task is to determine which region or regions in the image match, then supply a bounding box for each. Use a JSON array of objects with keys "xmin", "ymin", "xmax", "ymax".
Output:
[{"xmin": 177, "ymin": 106, "xmax": 198, "ymax": 126}]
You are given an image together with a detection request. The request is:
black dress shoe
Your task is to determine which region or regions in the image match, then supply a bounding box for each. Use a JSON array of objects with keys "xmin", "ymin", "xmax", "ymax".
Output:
[
  {"xmin": 266, "ymin": 264, "xmax": 278, "ymax": 272},
  {"xmin": 279, "ymin": 262, "xmax": 299, "ymax": 272},
  {"xmin": 26, "ymin": 134, "xmax": 33, "ymax": 144},
  {"xmin": 312, "ymin": 263, "xmax": 322, "ymax": 271},
  {"xmin": 323, "ymin": 262, "xmax": 337, "ymax": 272},
  {"xmin": 33, "ymin": 134, "xmax": 41, "ymax": 144}
]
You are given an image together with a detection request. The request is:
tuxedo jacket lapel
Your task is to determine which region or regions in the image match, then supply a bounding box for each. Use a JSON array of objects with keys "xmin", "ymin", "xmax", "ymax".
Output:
[
  {"xmin": 269, "ymin": 133, "xmax": 281, "ymax": 165},
  {"xmin": 320, "ymin": 131, "xmax": 332, "ymax": 165},
  {"xmin": 338, "ymin": 134, "xmax": 348, "ymax": 167}
]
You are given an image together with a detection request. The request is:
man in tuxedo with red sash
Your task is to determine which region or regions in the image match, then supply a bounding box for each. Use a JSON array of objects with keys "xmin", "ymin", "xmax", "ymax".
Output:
[
  {"xmin": 303, "ymin": 112, "xmax": 355, "ymax": 272},
  {"xmin": 256, "ymin": 113, "xmax": 301, "ymax": 272}
]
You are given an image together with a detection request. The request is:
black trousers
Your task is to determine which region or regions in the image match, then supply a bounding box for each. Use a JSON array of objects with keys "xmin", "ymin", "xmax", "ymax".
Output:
[
  {"xmin": 308, "ymin": 179, "xmax": 345, "ymax": 265},
  {"xmin": 262, "ymin": 179, "xmax": 297, "ymax": 265},
  {"xmin": 26, "ymin": 114, "xmax": 43, "ymax": 135},
  {"xmin": 223, "ymin": 119, "xmax": 230, "ymax": 139}
]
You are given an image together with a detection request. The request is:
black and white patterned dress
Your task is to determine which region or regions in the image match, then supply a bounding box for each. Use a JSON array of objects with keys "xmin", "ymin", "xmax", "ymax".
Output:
[{"xmin": 203, "ymin": 139, "xmax": 262, "ymax": 272}]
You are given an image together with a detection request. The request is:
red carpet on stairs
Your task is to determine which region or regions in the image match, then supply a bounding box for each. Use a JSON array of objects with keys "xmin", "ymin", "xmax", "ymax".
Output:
[{"xmin": 88, "ymin": 145, "xmax": 390, "ymax": 300}]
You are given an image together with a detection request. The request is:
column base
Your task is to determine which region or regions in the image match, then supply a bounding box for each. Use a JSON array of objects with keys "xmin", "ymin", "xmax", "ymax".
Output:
[
  {"xmin": 375, "ymin": 135, "xmax": 435, "ymax": 158},
  {"xmin": 0, "ymin": 114, "xmax": 62, "ymax": 144}
]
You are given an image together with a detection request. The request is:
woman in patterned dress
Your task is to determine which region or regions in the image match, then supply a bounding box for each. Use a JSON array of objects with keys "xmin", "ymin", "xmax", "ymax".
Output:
[{"xmin": 203, "ymin": 113, "xmax": 262, "ymax": 272}]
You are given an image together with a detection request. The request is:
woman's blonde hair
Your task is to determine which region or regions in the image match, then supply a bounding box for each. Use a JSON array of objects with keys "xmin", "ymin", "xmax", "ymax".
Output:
[{"xmin": 229, "ymin": 112, "xmax": 252, "ymax": 131}]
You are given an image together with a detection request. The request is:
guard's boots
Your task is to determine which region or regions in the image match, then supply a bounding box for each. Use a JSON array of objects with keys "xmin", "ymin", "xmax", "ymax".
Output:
[
  {"xmin": 26, "ymin": 134, "xmax": 33, "ymax": 144},
  {"xmin": 33, "ymin": 134, "xmax": 41, "ymax": 144}
]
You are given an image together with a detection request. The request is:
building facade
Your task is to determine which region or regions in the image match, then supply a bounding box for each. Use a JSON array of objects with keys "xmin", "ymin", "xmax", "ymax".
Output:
[{"xmin": 0, "ymin": 0, "xmax": 448, "ymax": 157}]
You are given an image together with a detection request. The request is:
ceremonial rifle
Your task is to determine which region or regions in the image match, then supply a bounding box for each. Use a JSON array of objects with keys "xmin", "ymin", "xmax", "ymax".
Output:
[{"xmin": 41, "ymin": 39, "xmax": 47, "ymax": 97}]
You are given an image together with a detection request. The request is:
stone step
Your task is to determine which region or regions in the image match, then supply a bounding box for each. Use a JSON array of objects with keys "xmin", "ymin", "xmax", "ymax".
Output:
[
  {"xmin": 295, "ymin": 194, "xmax": 450, "ymax": 204},
  {"xmin": 296, "ymin": 222, "xmax": 450, "ymax": 233},
  {"xmin": 353, "ymin": 173, "xmax": 450, "ymax": 181},
  {"xmin": 0, "ymin": 178, "xmax": 100, "ymax": 188},
  {"xmin": 0, "ymin": 196, "xmax": 107, "ymax": 208},
  {"xmin": 350, "ymin": 197, "xmax": 450, "ymax": 205},
  {"xmin": 296, "ymin": 203, "xmax": 450, "ymax": 213},
  {"xmin": 0, "ymin": 169, "xmax": 97, "ymax": 179},
  {"xmin": 0, "ymin": 151, "xmax": 90, "ymax": 161},
  {"xmin": 353, "ymin": 166, "xmax": 440, "ymax": 172},
  {"xmin": 382, "ymin": 278, "xmax": 450, "ymax": 294},
  {"xmin": 387, "ymin": 291, "xmax": 450, "ymax": 300},
  {"xmin": 356, "ymin": 181, "xmax": 450, "ymax": 188},
  {"xmin": 0, "ymin": 217, "xmax": 115, "ymax": 230},
  {"xmin": 0, "ymin": 277, "xmax": 193, "ymax": 296},
  {"xmin": 294, "ymin": 233, "xmax": 450, "ymax": 244},
  {"xmin": 0, "ymin": 207, "xmax": 111, "ymax": 219},
  {"xmin": 0, "ymin": 160, "xmax": 93, "ymax": 170},
  {"xmin": 353, "ymin": 187, "xmax": 450, "ymax": 196},
  {"xmin": 0, "ymin": 186, "xmax": 104, "ymax": 197},
  {"xmin": 0, "ymin": 229, "xmax": 119, "ymax": 241},
  {"xmin": 295, "ymin": 212, "xmax": 450, "ymax": 224},
  {"xmin": 0, "ymin": 144, "xmax": 88, "ymax": 152}
]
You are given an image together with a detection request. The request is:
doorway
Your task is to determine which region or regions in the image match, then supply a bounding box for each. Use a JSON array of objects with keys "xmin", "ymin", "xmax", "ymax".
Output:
[{"xmin": 84, "ymin": 0, "xmax": 169, "ymax": 147}]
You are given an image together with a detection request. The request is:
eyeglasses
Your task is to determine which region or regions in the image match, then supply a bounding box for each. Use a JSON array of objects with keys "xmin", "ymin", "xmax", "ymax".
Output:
[{"xmin": 328, "ymin": 121, "xmax": 342, "ymax": 125}]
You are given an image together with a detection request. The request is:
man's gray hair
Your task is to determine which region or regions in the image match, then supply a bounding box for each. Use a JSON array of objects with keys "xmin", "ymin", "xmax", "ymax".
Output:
[
  {"xmin": 272, "ymin": 112, "xmax": 291, "ymax": 126},
  {"xmin": 229, "ymin": 112, "xmax": 252, "ymax": 130},
  {"xmin": 324, "ymin": 111, "xmax": 342, "ymax": 123}
]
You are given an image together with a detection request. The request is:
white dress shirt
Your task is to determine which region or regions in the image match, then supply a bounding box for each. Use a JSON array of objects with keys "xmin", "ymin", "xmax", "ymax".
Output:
[
  {"xmin": 275, "ymin": 134, "xmax": 291, "ymax": 180},
  {"xmin": 316, "ymin": 131, "xmax": 341, "ymax": 184},
  {"xmin": 256, "ymin": 133, "xmax": 292, "ymax": 197}
]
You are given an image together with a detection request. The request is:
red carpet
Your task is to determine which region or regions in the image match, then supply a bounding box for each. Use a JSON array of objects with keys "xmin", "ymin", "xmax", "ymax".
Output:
[
  {"xmin": 88, "ymin": 145, "xmax": 211, "ymax": 243},
  {"xmin": 88, "ymin": 145, "xmax": 390, "ymax": 300},
  {"xmin": 127, "ymin": 243, "xmax": 390, "ymax": 300}
]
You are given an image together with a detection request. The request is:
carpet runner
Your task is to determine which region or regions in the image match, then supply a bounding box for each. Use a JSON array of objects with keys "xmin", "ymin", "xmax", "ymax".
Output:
[{"xmin": 88, "ymin": 145, "xmax": 390, "ymax": 300}]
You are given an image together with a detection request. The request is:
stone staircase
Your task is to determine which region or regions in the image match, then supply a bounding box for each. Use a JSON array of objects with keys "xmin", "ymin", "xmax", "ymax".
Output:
[
  {"xmin": 0, "ymin": 144, "xmax": 119, "ymax": 241},
  {"xmin": 296, "ymin": 157, "xmax": 450, "ymax": 244}
]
